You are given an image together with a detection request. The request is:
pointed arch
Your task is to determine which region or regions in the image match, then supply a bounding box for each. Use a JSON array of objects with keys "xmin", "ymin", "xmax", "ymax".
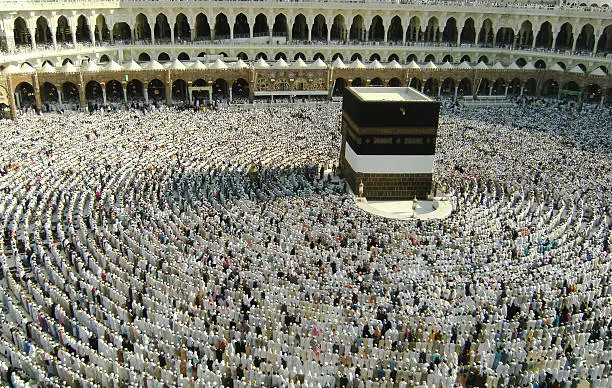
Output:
[
  {"xmin": 106, "ymin": 80, "xmax": 123, "ymax": 103},
  {"xmin": 575, "ymin": 24, "xmax": 595, "ymax": 53},
  {"xmin": 95, "ymin": 15, "xmax": 110, "ymax": 43},
  {"xmin": 214, "ymin": 13, "xmax": 231, "ymax": 39},
  {"xmin": 292, "ymin": 14, "xmax": 308, "ymax": 41},
  {"xmin": 76, "ymin": 15, "xmax": 91, "ymax": 42},
  {"xmin": 312, "ymin": 14, "xmax": 327, "ymax": 41},
  {"xmin": 62, "ymin": 82, "xmax": 79, "ymax": 103},
  {"xmin": 253, "ymin": 13, "xmax": 269, "ymax": 37},
  {"xmin": 195, "ymin": 13, "xmax": 211, "ymax": 40},
  {"xmin": 407, "ymin": 16, "xmax": 421, "ymax": 42},
  {"xmin": 349, "ymin": 15, "xmax": 366, "ymax": 41},
  {"xmin": 330, "ymin": 15, "xmax": 347, "ymax": 41},
  {"xmin": 41, "ymin": 82, "xmax": 59, "ymax": 104},
  {"xmin": 112, "ymin": 22, "xmax": 131, "ymax": 42},
  {"xmin": 517, "ymin": 20, "xmax": 533, "ymax": 48},
  {"xmin": 85, "ymin": 80, "xmax": 103, "ymax": 103},
  {"xmin": 13, "ymin": 17, "xmax": 31, "ymax": 46},
  {"xmin": 441, "ymin": 78, "xmax": 455, "ymax": 96},
  {"xmin": 138, "ymin": 52, "xmax": 150, "ymax": 62},
  {"xmin": 596, "ymin": 25, "xmax": 611, "ymax": 54},
  {"xmin": 172, "ymin": 79, "xmax": 188, "ymax": 102},
  {"xmin": 134, "ymin": 13, "xmax": 151, "ymax": 42},
  {"xmin": 478, "ymin": 19, "xmax": 494, "ymax": 46},
  {"xmin": 154, "ymin": 13, "xmax": 171, "ymax": 42},
  {"xmin": 554, "ymin": 22, "xmax": 574, "ymax": 51},
  {"xmin": 442, "ymin": 17, "xmax": 458, "ymax": 44},
  {"xmin": 234, "ymin": 13, "xmax": 250, "ymax": 38},
  {"xmin": 272, "ymin": 14, "xmax": 288, "ymax": 37},
  {"xmin": 174, "ymin": 13, "xmax": 191, "ymax": 42},
  {"xmin": 424, "ymin": 17, "xmax": 439, "ymax": 42},
  {"xmin": 495, "ymin": 27, "xmax": 514, "ymax": 47},
  {"xmin": 368, "ymin": 15, "xmax": 385, "ymax": 42},
  {"xmin": 460, "ymin": 18, "xmax": 476, "ymax": 44},
  {"xmin": 333, "ymin": 78, "xmax": 347, "ymax": 96},
  {"xmin": 535, "ymin": 21, "xmax": 553, "ymax": 49},
  {"xmin": 387, "ymin": 16, "xmax": 403, "ymax": 43},
  {"xmin": 35, "ymin": 16, "xmax": 52, "ymax": 45},
  {"xmin": 56, "ymin": 16, "xmax": 71, "ymax": 44},
  {"xmin": 457, "ymin": 78, "xmax": 472, "ymax": 96},
  {"xmin": 148, "ymin": 79, "xmax": 166, "ymax": 101}
]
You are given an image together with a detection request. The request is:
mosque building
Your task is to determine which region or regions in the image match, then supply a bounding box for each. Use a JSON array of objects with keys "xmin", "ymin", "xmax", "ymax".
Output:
[{"xmin": 0, "ymin": 0, "xmax": 610, "ymax": 118}]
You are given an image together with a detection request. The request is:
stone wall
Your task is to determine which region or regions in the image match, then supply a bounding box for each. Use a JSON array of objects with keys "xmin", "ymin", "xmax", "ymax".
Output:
[{"xmin": 341, "ymin": 155, "xmax": 433, "ymax": 200}]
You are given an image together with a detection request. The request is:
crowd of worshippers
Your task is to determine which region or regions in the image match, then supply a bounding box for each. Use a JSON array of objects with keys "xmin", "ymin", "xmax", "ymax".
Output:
[{"xmin": 0, "ymin": 101, "xmax": 610, "ymax": 388}]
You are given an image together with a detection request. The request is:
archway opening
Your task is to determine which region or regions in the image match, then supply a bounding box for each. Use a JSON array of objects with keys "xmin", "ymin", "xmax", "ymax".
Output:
[
  {"xmin": 232, "ymin": 78, "xmax": 249, "ymax": 100},
  {"xmin": 126, "ymin": 79, "xmax": 144, "ymax": 101},
  {"xmin": 333, "ymin": 78, "xmax": 347, "ymax": 96},
  {"xmin": 254, "ymin": 13, "xmax": 269, "ymax": 37},
  {"xmin": 154, "ymin": 14, "xmax": 172, "ymax": 42},
  {"xmin": 212, "ymin": 78, "xmax": 228, "ymax": 100},
  {"xmin": 148, "ymin": 79, "xmax": 166, "ymax": 102},
  {"xmin": 292, "ymin": 14, "xmax": 308, "ymax": 41},
  {"xmin": 174, "ymin": 13, "xmax": 191, "ymax": 42},
  {"xmin": 76, "ymin": 15, "xmax": 91, "ymax": 42},
  {"xmin": 106, "ymin": 80, "xmax": 123, "ymax": 103},
  {"xmin": 214, "ymin": 13, "xmax": 231, "ymax": 40},
  {"xmin": 195, "ymin": 14, "xmax": 211, "ymax": 41},
  {"xmin": 172, "ymin": 79, "xmax": 188, "ymax": 103},
  {"xmin": 85, "ymin": 80, "xmax": 103, "ymax": 103},
  {"xmin": 62, "ymin": 82, "xmax": 80, "ymax": 104},
  {"xmin": 273, "ymin": 14, "xmax": 289, "ymax": 37},
  {"xmin": 234, "ymin": 13, "xmax": 250, "ymax": 38}
]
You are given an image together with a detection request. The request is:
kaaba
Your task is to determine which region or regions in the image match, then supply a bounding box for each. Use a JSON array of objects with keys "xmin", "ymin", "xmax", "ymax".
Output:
[{"xmin": 340, "ymin": 87, "xmax": 440, "ymax": 200}]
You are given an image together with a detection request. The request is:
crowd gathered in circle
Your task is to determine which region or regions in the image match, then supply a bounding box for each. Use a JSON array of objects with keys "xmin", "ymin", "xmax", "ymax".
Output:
[{"xmin": 0, "ymin": 98, "xmax": 611, "ymax": 388}]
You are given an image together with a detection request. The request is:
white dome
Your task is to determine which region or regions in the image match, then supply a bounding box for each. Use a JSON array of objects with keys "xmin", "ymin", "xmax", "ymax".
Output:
[
  {"xmin": 349, "ymin": 59, "xmax": 366, "ymax": 69},
  {"xmin": 331, "ymin": 57, "xmax": 346, "ymax": 69}
]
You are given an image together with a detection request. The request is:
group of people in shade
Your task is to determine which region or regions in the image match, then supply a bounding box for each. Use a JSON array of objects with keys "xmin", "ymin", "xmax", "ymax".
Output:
[{"xmin": 0, "ymin": 99, "xmax": 610, "ymax": 388}]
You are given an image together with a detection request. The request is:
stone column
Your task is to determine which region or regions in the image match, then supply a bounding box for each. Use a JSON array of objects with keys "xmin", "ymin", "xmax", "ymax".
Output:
[
  {"xmin": 165, "ymin": 82, "xmax": 172, "ymax": 106},
  {"xmin": 4, "ymin": 26, "xmax": 16, "ymax": 52},
  {"xmin": 90, "ymin": 24, "xmax": 96, "ymax": 46},
  {"xmin": 592, "ymin": 33, "xmax": 600, "ymax": 55},
  {"xmin": 71, "ymin": 26, "xmax": 77, "ymax": 46},
  {"xmin": 101, "ymin": 84, "xmax": 107, "ymax": 105},
  {"xmin": 144, "ymin": 88, "xmax": 149, "ymax": 104},
  {"xmin": 489, "ymin": 86, "xmax": 493, "ymax": 95},
  {"xmin": 454, "ymin": 85, "xmax": 459, "ymax": 97},
  {"xmin": 78, "ymin": 83, "xmax": 86, "ymax": 107},
  {"xmin": 33, "ymin": 74, "xmax": 42, "ymax": 111},
  {"xmin": 151, "ymin": 23, "xmax": 156, "ymax": 44},
  {"xmin": 6, "ymin": 77, "xmax": 18, "ymax": 119},
  {"xmin": 56, "ymin": 85, "xmax": 63, "ymax": 106},
  {"xmin": 29, "ymin": 28, "xmax": 37, "ymax": 50},
  {"xmin": 504, "ymin": 86, "xmax": 509, "ymax": 97},
  {"xmin": 229, "ymin": 87, "xmax": 232, "ymax": 102},
  {"xmin": 187, "ymin": 81, "xmax": 192, "ymax": 104},
  {"xmin": 122, "ymin": 82, "xmax": 127, "ymax": 103}
]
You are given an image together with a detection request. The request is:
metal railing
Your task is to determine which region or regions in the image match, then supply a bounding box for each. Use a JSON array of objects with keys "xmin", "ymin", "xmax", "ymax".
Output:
[
  {"xmin": 2, "ymin": 38, "xmax": 609, "ymax": 61},
  {"xmin": 0, "ymin": 0, "xmax": 610, "ymax": 13}
]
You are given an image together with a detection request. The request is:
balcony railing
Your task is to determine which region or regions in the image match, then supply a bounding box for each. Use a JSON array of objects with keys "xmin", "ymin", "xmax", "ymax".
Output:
[
  {"xmin": 0, "ymin": 0, "xmax": 610, "ymax": 13},
  {"xmin": 2, "ymin": 39, "xmax": 609, "ymax": 61}
]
